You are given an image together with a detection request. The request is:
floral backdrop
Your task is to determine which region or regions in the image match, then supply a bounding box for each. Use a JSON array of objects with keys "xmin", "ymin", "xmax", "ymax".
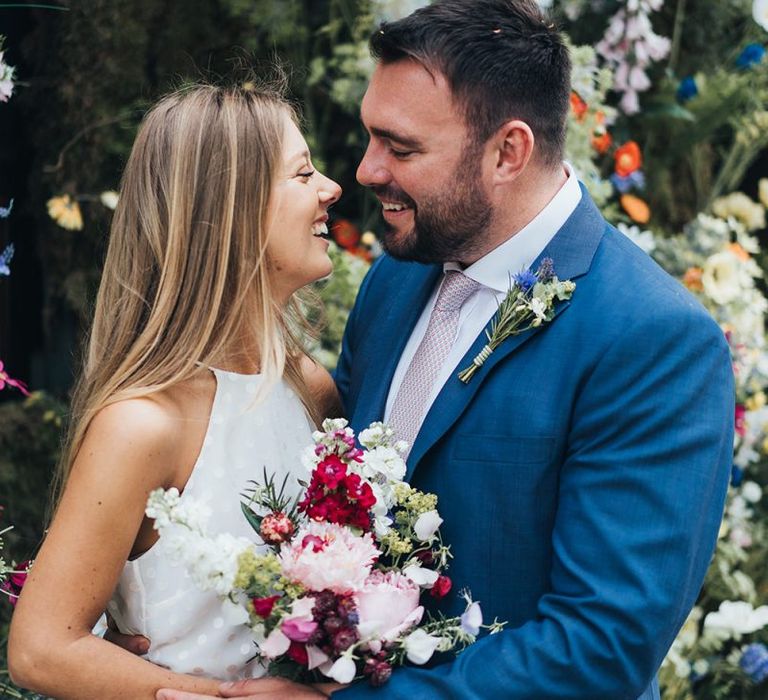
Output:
[{"xmin": 2, "ymin": 0, "xmax": 768, "ymax": 697}]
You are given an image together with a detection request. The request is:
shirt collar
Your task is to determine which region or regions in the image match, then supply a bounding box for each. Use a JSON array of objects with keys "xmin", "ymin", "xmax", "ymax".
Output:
[{"xmin": 445, "ymin": 162, "xmax": 582, "ymax": 293}]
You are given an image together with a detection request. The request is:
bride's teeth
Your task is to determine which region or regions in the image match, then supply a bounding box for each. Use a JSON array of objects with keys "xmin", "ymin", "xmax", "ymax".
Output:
[
  {"xmin": 383, "ymin": 202, "xmax": 408, "ymax": 212},
  {"xmin": 312, "ymin": 222, "xmax": 329, "ymax": 238}
]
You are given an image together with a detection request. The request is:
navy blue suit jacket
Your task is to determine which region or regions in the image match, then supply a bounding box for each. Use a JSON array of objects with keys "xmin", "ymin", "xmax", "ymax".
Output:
[{"xmin": 333, "ymin": 189, "xmax": 734, "ymax": 699}]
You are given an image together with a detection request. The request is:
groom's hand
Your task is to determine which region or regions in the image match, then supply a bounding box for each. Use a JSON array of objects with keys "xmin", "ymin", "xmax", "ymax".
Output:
[{"xmin": 156, "ymin": 678, "xmax": 341, "ymax": 699}]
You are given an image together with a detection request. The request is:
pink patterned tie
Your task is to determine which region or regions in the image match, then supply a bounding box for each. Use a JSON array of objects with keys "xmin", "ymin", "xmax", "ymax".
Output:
[{"xmin": 389, "ymin": 270, "xmax": 480, "ymax": 457}]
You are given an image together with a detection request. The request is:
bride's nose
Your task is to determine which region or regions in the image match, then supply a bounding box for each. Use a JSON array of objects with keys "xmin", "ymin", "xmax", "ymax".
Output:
[{"xmin": 319, "ymin": 174, "xmax": 342, "ymax": 207}]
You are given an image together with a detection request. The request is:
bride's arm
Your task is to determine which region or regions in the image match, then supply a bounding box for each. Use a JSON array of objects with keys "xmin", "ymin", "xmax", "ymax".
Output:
[
  {"xmin": 301, "ymin": 355, "xmax": 344, "ymax": 420},
  {"xmin": 7, "ymin": 398, "xmax": 223, "ymax": 700}
]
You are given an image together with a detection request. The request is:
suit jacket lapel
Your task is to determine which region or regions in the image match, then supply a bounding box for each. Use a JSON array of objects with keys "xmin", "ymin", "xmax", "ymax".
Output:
[
  {"xmin": 352, "ymin": 262, "xmax": 442, "ymax": 431},
  {"xmin": 405, "ymin": 186, "xmax": 606, "ymax": 477}
]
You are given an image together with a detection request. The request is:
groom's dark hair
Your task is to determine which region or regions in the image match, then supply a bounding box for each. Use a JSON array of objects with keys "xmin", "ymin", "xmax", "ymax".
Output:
[{"xmin": 369, "ymin": 0, "xmax": 571, "ymax": 167}]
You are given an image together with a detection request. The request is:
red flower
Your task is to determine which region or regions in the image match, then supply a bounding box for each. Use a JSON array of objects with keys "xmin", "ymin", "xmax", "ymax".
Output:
[
  {"xmin": 252, "ymin": 594, "xmax": 281, "ymax": 618},
  {"xmin": 614, "ymin": 141, "xmax": 642, "ymax": 178},
  {"xmin": 332, "ymin": 219, "xmax": 362, "ymax": 250},
  {"xmin": 316, "ymin": 456, "xmax": 348, "ymax": 489},
  {"xmin": 569, "ymin": 92, "xmax": 588, "ymax": 121},
  {"xmin": 430, "ymin": 575, "xmax": 452, "ymax": 600},
  {"xmin": 302, "ymin": 534, "xmax": 326, "ymax": 552},
  {"xmin": 287, "ymin": 641, "xmax": 309, "ymax": 666}
]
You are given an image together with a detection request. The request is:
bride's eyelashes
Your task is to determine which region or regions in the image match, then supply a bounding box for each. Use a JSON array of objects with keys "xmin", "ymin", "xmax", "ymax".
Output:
[{"xmin": 296, "ymin": 167, "xmax": 316, "ymax": 181}]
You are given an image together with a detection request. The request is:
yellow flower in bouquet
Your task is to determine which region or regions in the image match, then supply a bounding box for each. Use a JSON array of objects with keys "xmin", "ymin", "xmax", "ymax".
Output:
[
  {"xmin": 712, "ymin": 192, "xmax": 765, "ymax": 232},
  {"xmin": 46, "ymin": 194, "xmax": 83, "ymax": 230}
]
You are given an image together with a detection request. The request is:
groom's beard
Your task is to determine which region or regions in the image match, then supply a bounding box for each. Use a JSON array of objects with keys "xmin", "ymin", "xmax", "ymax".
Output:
[{"xmin": 376, "ymin": 150, "xmax": 492, "ymax": 265}]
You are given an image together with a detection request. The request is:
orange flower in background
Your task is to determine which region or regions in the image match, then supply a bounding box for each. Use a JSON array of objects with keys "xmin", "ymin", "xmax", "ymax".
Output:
[
  {"xmin": 331, "ymin": 219, "xmax": 361, "ymax": 250},
  {"xmin": 591, "ymin": 129, "xmax": 612, "ymax": 154},
  {"xmin": 728, "ymin": 242, "xmax": 750, "ymax": 261},
  {"xmin": 620, "ymin": 194, "xmax": 650, "ymax": 224},
  {"xmin": 614, "ymin": 141, "xmax": 642, "ymax": 177},
  {"xmin": 569, "ymin": 92, "xmax": 587, "ymax": 121},
  {"xmin": 683, "ymin": 267, "xmax": 704, "ymax": 292}
]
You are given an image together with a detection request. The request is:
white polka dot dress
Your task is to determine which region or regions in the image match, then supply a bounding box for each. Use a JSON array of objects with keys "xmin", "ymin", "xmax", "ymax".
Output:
[{"xmin": 107, "ymin": 369, "xmax": 314, "ymax": 680}]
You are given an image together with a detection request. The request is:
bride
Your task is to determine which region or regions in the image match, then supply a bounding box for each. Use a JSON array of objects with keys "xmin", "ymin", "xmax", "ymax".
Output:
[{"xmin": 8, "ymin": 81, "xmax": 343, "ymax": 699}]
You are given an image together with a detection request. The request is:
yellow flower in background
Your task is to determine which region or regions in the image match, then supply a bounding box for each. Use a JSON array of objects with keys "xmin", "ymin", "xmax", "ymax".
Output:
[
  {"xmin": 712, "ymin": 192, "xmax": 766, "ymax": 231},
  {"xmin": 759, "ymin": 178, "xmax": 768, "ymax": 209},
  {"xmin": 99, "ymin": 190, "xmax": 119, "ymax": 210},
  {"xmin": 46, "ymin": 194, "xmax": 83, "ymax": 230},
  {"xmin": 746, "ymin": 391, "xmax": 766, "ymax": 411}
]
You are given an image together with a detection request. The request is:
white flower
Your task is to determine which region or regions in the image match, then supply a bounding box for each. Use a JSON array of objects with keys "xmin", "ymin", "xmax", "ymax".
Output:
[
  {"xmin": 530, "ymin": 297, "xmax": 547, "ymax": 322},
  {"xmin": 617, "ymin": 222, "xmax": 656, "ymax": 254},
  {"xmin": 360, "ymin": 445, "xmax": 407, "ymax": 483},
  {"xmin": 703, "ymin": 601, "xmax": 768, "ymax": 640},
  {"xmin": 99, "ymin": 190, "xmax": 119, "ymax": 210},
  {"xmin": 759, "ymin": 178, "xmax": 768, "ymax": 209},
  {"xmin": 702, "ymin": 250, "xmax": 744, "ymax": 305},
  {"xmin": 742, "ymin": 481, "xmax": 763, "ymax": 503},
  {"xmin": 712, "ymin": 192, "xmax": 766, "ymax": 231},
  {"xmin": 322, "ymin": 654, "xmax": 358, "ymax": 683},
  {"xmin": 754, "ymin": 0, "xmax": 768, "ymax": 31},
  {"xmin": 403, "ymin": 629, "xmax": 443, "ymax": 665},
  {"xmin": 413, "ymin": 510, "xmax": 443, "ymax": 542},
  {"xmin": 460, "ymin": 601, "xmax": 483, "ymax": 636},
  {"xmin": 403, "ymin": 564, "xmax": 439, "ymax": 588},
  {"xmin": 261, "ymin": 628, "xmax": 291, "ymax": 658}
]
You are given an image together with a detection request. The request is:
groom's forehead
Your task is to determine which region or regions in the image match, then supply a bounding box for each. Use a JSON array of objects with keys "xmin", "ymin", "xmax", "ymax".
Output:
[{"xmin": 361, "ymin": 59, "xmax": 464, "ymax": 136}]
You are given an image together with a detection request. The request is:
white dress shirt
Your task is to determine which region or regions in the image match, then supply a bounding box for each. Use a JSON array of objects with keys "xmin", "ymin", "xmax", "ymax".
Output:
[{"xmin": 384, "ymin": 163, "xmax": 582, "ymax": 425}]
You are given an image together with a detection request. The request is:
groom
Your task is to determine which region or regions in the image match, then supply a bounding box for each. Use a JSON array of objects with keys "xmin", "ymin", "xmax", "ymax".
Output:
[{"xmin": 157, "ymin": 1, "xmax": 734, "ymax": 698}]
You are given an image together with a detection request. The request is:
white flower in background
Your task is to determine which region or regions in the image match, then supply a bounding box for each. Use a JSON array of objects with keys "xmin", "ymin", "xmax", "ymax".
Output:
[
  {"xmin": 99, "ymin": 190, "xmax": 119, "ymax": 210},
  {"xmin": 754, "ymin": 0, "xmax": 768, "ymax": 31},
  {"xmin": 742, "ymin": 481, "xmax": 763, "ymax": 504},
  {"xmin": 758, "ymin": 178, "xmax": 768, "ymax": 209},
  {"xmin": 617, "ymin": 222, "xmax": 656, "ymax": 254},
  {"xmin": 702, "ymin": 250, "xmax": 746, "ymax": 305},
  {"xmin": 712, "ymin": 192, "xmax": 766, "ymax": 231},
  {"xmin": 359, "ymin": 445, "xmax": 406, "ymax": 483},
  {"xmin": 403, "ymin": 628, "xmax": 443, "ymax": 665},
  {"xmin": 703, "ymin": 601, "xmax": 768, "ymax": 641}
]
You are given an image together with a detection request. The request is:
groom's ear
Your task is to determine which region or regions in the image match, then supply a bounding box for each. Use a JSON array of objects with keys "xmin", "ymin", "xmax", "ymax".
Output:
[{"xmin": 490, "ymin": 120, "xmax": 535, "ymax": 185}]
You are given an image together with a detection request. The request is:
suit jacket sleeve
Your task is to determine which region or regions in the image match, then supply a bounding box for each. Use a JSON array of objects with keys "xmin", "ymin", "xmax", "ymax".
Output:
[{"xmin": 333, "ymin": 299, "xmax": 734, "ymax": 699}]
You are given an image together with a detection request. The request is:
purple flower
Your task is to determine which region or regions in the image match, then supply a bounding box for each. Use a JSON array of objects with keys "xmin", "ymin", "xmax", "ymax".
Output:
[
  {"xmin": 535, "ymin": 258, "xmax": 555, "ymax": 283},
  {"xmin": 677, "ymin": 76, "xmax": 698, "ymax": 102},
  {"xmin": 513, "ymin": 269, "xmax": 537, "ymax": 292},
  {"xmin": 610, "ymin": 170, "xmax": 646, "ymax": 194},
  {"xmin": 740, "ymin": 643, "xmax": 768, "ymax": 684},
  {"xmin": 736, "ymin": 43, "xmax": 766, "ymax": 68}
]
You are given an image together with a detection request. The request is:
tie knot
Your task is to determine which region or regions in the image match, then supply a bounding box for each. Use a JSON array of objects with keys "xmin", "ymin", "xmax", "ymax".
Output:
[{"xmin": 434, "ymin": 271, "xmax": 480, "ymax": 312}]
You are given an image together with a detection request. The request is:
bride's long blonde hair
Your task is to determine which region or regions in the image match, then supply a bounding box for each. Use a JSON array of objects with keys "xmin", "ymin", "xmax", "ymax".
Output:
[{"xmin": 53, "ymin": 82, "xmax": 319, "ymax": 507}]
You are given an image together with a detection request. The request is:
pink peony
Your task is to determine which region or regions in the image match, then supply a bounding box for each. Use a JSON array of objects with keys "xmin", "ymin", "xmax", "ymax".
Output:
[
  {"xmin": 282, "ymin": 617, "xmax": 318, "ymax": 642},
  {"xmin": 354, "ymin": 570, "xmax": 424, "ymax": 642},
  {"xmin": 279, "ymin": 521, "xmax": 380, "ymax": 594}
]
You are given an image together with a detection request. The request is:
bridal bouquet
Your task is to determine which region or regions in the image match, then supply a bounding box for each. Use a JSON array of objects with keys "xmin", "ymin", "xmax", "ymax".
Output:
[{"xmin": 147, "ymin": 419, "xmax": 503, "ymax": 686}]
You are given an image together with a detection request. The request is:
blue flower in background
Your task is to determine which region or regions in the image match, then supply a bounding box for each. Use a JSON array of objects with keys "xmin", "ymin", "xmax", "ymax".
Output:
[
  {"xmin": 0, "ymin": 243, "xmax": 14, "ymax": 276},
  {"xmin": 677, "ymin": 76, "xmax": 698, "ymax": 102},
  {"xmin": 0, "ymin": 198, "xmax": 13, "ymax": 219},
  {"xmin": 512, "ymin": 269, "xmax": 538, "ymax": 292},
  {"xmin": 736, "ymin": 43, "xmax": 766, "ymax": 68},
  {"xmin": 740, "ymin": 643, "xmax": 768, "ymax": 684},
  {"xmin": 610, "ymin": 170, "xmax": 646, "ymax": 194}
]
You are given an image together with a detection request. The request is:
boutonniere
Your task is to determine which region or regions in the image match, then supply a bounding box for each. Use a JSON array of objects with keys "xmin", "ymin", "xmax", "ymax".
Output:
[{"xmin": 457, "ymin": 258, "xmax": 575, "ymax": 384}]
